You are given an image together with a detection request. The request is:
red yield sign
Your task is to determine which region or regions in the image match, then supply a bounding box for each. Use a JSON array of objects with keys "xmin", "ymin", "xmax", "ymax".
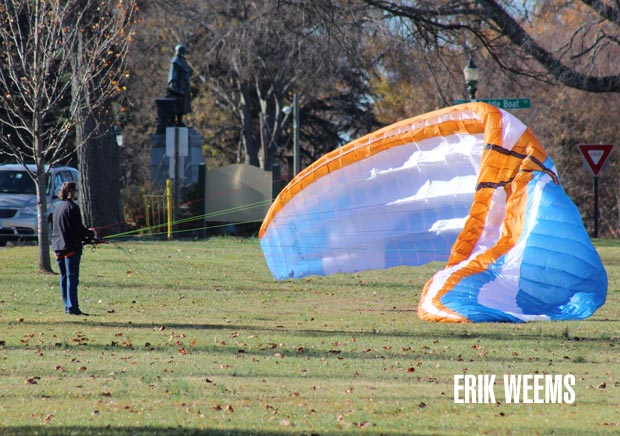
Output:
[{"xmin": 578, "ymin": 144, "xmax": 613, "ymax": 176}]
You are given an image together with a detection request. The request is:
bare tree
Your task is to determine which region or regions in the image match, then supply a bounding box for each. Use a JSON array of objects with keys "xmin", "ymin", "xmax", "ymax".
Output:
[
  {"xmin": 360, "ymin": 0, "xmax": 620, "ymax": 93},
  {"xmin": 0, "ymin": 0, "xmax": 137, "ymax": 272}
]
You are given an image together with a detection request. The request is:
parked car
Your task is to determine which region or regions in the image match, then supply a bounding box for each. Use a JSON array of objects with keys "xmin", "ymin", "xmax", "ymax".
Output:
[{"xmin": 0, "ymin": 164, "xmax": 79, "ymax": 246}]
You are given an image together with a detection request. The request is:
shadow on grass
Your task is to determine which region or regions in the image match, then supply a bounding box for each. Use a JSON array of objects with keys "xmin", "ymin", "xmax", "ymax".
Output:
[
  {"xmin": 0, "ymin": 427, "xmax": 420, "ymax": 436},
  {"xmin": 1, "ymin": 318, "xmax": 617, "ymax": 368},
  {"xmin": 11, "ymin": 317, "xmax": 620, "ymax": 342}
]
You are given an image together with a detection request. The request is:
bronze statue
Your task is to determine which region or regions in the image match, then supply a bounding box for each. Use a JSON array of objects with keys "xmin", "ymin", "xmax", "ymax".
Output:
[{"xmin": 167, "ymin": 44, "xmax": 191, "ymax": 126}]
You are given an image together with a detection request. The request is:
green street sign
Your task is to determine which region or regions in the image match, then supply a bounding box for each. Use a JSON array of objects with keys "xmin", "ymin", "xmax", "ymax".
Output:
[{"xmin": 454, "ymin": 98, "xmax": 531, "ymax": 110}]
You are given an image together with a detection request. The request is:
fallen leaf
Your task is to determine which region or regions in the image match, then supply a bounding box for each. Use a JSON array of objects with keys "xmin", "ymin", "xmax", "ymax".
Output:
[{"xmin": 25, "ymin": 376, "xmax": 40, "ymax": 385}]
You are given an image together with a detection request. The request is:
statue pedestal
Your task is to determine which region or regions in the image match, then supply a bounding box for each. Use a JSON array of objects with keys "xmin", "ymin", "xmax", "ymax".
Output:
[
  {"xmin": 151, "ymin": 95, "xmax": 203, "ymax": 189},
  {"xmin": 150, "ymin": 127, "xmax": 203, "ymax": 189}
]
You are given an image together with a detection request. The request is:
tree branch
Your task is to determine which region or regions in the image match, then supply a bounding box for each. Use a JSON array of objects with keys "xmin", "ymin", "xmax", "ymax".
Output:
[{"xmin": 477, "ymin": 0, "xmax": 620, "ymax": 92}]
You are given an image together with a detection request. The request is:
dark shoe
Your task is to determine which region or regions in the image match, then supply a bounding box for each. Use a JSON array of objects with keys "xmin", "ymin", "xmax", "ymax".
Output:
[{"xmin": 68, "ymin": 309, "xmax": 89, "ymax": 316}]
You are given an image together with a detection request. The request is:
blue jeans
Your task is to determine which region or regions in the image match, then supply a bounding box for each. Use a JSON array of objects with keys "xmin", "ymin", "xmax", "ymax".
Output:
[{"xmin": 56, "ymin": 253, "xmax": 81, "ymax": 313}]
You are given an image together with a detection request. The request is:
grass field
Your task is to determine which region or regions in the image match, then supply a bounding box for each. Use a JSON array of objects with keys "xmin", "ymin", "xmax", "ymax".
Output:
[{"xmin": 0, "ymin": 237, "xmax": 618, "ymax": 435}]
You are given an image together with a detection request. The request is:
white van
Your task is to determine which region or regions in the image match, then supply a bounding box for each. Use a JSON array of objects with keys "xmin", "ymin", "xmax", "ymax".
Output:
[{"xmin": 0, "ymin": 164, "xmax": 79, "ymax": 246}]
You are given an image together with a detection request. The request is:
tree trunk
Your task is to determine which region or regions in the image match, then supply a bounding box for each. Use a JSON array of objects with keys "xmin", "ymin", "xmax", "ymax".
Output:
[
  {"xmin": 240, "ymin": 82, "xmax": 260, "ymax": 167},
  {"xmin": 31, "ymin": 105, "xmax": 53, "ymax": 273},
  {"xmin": 77, "ymin": 116, "xmax": 126, "ymax": 237},
  {"xmin": 35, "ymin": 156, "xmax": 52, "ymax": 273},
  {"xmin": 71, "ymin": 29, "xmax": 125, "ymax": 238}
]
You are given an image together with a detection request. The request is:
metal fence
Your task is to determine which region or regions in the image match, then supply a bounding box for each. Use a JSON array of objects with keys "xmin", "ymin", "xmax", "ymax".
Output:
[{"xmin": 143, "ymin": 179, "xmax": 173, "ymax": 239}]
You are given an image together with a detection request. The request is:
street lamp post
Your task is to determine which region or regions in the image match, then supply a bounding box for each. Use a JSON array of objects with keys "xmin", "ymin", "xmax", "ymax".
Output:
[
  {"xmin": 292, "ymin": 93, "xmax": 300, "ymax": 176},
  {"xmin": 463, "ymin": 57, "xmax": 480, "ymax": 100},
  {"xmin": 282, "ymin": 93, "xmax": 300, "ymax": 176}
]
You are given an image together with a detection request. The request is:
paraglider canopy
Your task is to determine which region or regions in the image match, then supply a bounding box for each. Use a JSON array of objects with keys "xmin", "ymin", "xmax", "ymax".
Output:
[{"xmin": 259, "ymin": 103, "xmax": 607, "ymax": 323}]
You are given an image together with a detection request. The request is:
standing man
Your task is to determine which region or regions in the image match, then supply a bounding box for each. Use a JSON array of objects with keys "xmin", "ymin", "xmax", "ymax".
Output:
[
  {"xmin": 52, "ymin": 181, "xmax": 95, "ymax": 316},
  {"xmin": 167, "ymin": 44, "xmax": 192, "ymax": 126}
]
